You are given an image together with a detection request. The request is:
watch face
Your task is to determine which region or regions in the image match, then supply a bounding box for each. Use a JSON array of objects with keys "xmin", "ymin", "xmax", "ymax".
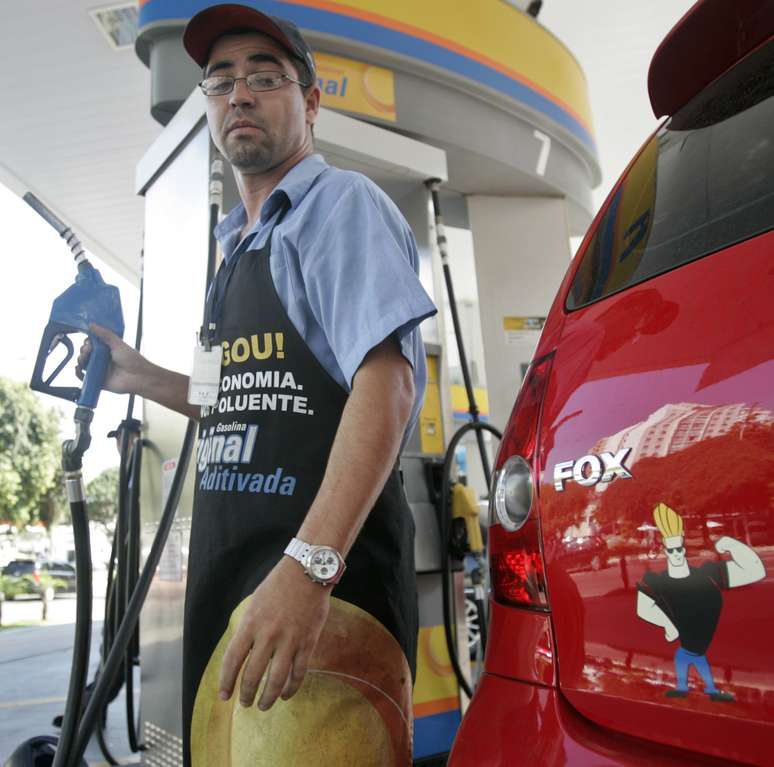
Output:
[{"xmin": 308, "ymin": 547, "xmax": 340, "ymax": 582}]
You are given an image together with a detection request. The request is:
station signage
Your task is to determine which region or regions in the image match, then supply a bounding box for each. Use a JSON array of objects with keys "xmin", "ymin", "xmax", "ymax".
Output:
[{"xmin": 315, "ymin": 52, "xmax": 397, "ymax": 123}]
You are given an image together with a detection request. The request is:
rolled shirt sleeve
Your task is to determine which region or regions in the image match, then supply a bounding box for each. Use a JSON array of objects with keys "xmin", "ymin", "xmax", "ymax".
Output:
[{"xmin": 299, "ymin": 177, "xmax": 437, "ymax": 387}]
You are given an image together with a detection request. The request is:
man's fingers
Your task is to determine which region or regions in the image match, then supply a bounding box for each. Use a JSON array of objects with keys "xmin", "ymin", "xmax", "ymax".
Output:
[
  {"xmin": 280, "ymin": 648, "xmax": 311, "ymax": 701},
  {"xmin": 89, "ymin": 323, "xmax": 121, "ymax": 348},
  {"xmin": 237, "ymin": 642, "xmax": 274, "ymax": 707},
  {"xmin": 76, "ymin": 339, "xmax": 92, "ymax": 380},
  {"xmin": 219, "ymin": 630, "xmax": 254, "ymax": 702},
  {"xmin": 256, "ymin": 650, "xmax": 294, "ymax": 711}
]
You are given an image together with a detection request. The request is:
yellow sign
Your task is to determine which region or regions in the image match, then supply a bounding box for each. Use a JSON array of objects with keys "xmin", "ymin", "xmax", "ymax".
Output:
[
  {"xmin": 413, "ymin": 625, "xmax": 459, "ymax": 718},
  {"xmin": 315, "ymin": 52, "xmax": 396, "ymax": 123},
  {"xmin": 503, "ymin": 316, "xmax": 545, "ymax": 346},
  {"xmin": 451, "ymin": 385, "xmax": 489, "ymax": 420},
  {"xmin": 419, "ymin": 354, "xmax": 444, "ymax": 455},
  {"xmin": 503, "ymin": 316, "xmax": 545, "ymax": 332}
]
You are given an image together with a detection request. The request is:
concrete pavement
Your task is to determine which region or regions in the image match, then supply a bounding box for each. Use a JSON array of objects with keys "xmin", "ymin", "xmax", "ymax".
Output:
[{"xmin": 0, "ymin": 590, "xmax": 141, "ymax": 766}]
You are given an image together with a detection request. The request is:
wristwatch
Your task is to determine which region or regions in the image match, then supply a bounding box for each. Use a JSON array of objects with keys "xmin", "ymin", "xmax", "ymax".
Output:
[{"xmin": 283, "ymin": 537, "xmax": 346, "ymax": 585}]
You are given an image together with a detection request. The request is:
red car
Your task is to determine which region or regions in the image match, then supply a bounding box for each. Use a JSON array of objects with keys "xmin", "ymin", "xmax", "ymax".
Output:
[{"xmin": 449, "ymin": 2, "xmax": 774, "ymax": 765}]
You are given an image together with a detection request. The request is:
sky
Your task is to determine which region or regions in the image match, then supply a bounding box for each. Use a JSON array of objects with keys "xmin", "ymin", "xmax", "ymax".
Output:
[{"xmin": 0, "ymin": 0, "xmax": 696, "ymax": 483}]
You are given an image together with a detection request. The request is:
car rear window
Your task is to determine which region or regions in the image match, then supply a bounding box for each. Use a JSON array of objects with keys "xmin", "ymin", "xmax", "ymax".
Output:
[{"xmin": 568, "ymin": 40, "xmax": 774, "ymax": 310}]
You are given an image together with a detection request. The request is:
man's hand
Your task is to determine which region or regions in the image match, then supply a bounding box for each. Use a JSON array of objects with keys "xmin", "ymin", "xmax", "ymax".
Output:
[
  {"xmin": 664, "ymin": 622, "xmax": 679, "ymax": 642},
  {"xmin": 76, "ymin": 323, "xmax": 150, "ymax": 394},
  {"xmin": 219, "ymin": 556, "xmax": 330, "ymax": 710},
  {"xmin": 77, "ymin": 324, "xmax": 199, "ymax": 419}
]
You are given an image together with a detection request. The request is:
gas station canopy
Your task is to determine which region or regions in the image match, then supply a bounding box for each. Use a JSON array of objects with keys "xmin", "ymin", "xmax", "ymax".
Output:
[{"xmin": 1, "ymin": 1, "xmax": 600, "ymax": 285}]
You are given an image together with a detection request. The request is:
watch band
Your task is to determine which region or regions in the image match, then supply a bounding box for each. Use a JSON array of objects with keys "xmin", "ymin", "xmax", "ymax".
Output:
[
  {"xmin": 283, "ymin": 537, "xmax": 346, "ymax": 585},
  {"xmin": 284, "ymin": 537, "xmax": 313, "ymax": 563}
]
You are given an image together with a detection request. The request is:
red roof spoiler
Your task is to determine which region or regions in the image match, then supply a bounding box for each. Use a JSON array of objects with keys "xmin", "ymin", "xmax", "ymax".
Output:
[{"xmin": 648, "ymin": 0, "xmax": 774, "ymax": 118}]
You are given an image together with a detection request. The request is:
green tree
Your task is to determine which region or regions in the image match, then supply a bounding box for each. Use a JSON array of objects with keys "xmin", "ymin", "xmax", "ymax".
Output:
[
  {"xmin": 86, "ymin": 467, "xmax": 120, "ymax": 530},
  {"xmin": 38, "ymin": 466, "xmax": 69, "ymax": 529},
  {"xmin": 0, "ymin": 378, "xmax": 62, "ymax": 528}
]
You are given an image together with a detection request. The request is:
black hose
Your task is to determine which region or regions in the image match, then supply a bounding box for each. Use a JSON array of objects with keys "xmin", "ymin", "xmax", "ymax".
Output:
[
  {"xmin": 95, "ymin": 715, "xmax": 119, "ymax": 766},
  {"xmin": 426, "ymin": 180, "xmax": 492, "ymax": 490},
  {"xmin": 87, "ymin": 413, "xmax": 133, "ymax": 767},
  {"xmin": 64, "ymin": 419, "xmax": 197, "ymax": 767},
  {"xmin": 206, "ymin": 155, "xmax": 224, "ymax": 304},
  {"xmin": 438, "ymin": 421, "xmax": 501, "ymax": 701},
  {"xmin": 125, "ymin": 437, "xmax": 144, "ymax": 752},
  {"xmin": 88, "ymin": 248, "xmax": 146, "ymax": 762},
  {"xmin": 51, "ymin": 497, "xmax": 92, "ymax": 767}
]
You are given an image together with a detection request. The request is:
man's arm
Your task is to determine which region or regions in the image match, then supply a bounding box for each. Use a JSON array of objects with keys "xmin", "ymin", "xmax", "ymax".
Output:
[
  {"xmin": 637, "ymin": 590, "xmax": 679, "ymax": 641},
  {"xmin": 715, "ymin": 536, "xmax": 766, "ymax": 588},
  {"xmin": 218, "ymin": 337, "xmax": 414, "ymax": 710},
  {"xmin": 77, "ymin": 325, "xmax": 200, "ymax": 420}
]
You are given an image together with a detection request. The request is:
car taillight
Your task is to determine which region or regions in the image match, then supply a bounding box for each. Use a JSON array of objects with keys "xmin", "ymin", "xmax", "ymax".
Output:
[{"xmin": 489, "ymin": 353, "xmax": 554, "ymax": 610}]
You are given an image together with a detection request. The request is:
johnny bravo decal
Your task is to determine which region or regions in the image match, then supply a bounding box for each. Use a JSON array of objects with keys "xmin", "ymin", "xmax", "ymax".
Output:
[{"xmin": 636, "ymin": 503, "xmax": 766, "ymax": 701}]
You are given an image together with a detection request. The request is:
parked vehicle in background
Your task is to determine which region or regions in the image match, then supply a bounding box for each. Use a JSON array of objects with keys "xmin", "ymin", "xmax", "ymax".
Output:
[
  {"xmin": 40, "ymin": 561, "xmax": 77, "ymax": 594},
  {"xmin": 449, "ymin": 2, "xmax": 774, "ymax": 765},
  {"xmin": 0, "ymin": 559, "xmax": 73, "ymax": 601}
]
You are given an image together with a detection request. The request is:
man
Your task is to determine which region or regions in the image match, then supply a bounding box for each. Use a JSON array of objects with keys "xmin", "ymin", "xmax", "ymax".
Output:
[
  {"xmin": 79, "ymin": 4, "xmax": 436, "ymax": 764},
  {"xmin": 636, "ymin": 502, "xmax": 766, "ymax": 702}
]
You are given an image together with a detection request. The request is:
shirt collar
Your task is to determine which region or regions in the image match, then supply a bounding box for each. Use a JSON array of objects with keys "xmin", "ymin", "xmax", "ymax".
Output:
[{"xmin": 214, "ymin": 153, "xmax": 328, "ymax": 253}]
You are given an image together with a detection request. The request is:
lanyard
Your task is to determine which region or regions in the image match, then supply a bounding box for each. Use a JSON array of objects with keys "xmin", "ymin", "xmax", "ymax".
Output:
[
  {"xmin": 202, "ymin": 201, "xmax": 289, "ymax": 346},
  {"xmin": 202, "ymin": 249, "xmax": 241, "ymax": 346}
]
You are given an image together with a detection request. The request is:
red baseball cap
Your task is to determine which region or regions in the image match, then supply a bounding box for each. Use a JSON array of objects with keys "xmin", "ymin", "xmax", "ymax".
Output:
[{"xmin": 183, "ymin": 3, "xmax": 316, "ymax": 82}]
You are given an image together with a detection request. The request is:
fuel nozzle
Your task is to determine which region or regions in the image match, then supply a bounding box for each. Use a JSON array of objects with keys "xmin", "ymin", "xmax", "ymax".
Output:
[
  {"xmin": 62, "ymin": 407, "xmax": 94, "ymax": 472},
  {"xmin": 26, "ymin": 193, "xmax": 124, "ymax": 410}
]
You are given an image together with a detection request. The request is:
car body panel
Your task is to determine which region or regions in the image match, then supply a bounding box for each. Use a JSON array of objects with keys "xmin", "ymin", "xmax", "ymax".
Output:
[
  {"xmin": 41, "ymin": 561, "xmax": 77, "ymax": 593},
  {"xmin": 538, "ymin": 232, "xmax": 774, "ymax": 763},
  {"xmin": 451, "ymin": 9, "xmax": 774, "ymax": 765},
  {"xmin": 448, "ymin": 674, "xmax": 738, "ymax": 767},
  {"xmin": 484, "ymin": 600, "xmax": 555, "ymax": 685}
]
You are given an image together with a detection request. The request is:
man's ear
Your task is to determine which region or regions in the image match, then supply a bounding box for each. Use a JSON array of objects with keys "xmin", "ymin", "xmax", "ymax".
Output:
[{"xmin": 305, "ymin": 84, "xmax": 321, "ymax": 128}]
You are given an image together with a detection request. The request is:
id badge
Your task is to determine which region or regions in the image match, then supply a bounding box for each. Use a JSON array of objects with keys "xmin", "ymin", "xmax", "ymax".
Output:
[{"xmin": 188, "ymin": 344, "xmax": 223, "ymax": 406}]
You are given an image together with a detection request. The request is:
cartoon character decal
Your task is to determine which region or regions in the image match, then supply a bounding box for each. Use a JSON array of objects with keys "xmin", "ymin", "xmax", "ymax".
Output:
[{"xmin": 636, "ymin": 503, "xmax": 766, "ymax": 702}]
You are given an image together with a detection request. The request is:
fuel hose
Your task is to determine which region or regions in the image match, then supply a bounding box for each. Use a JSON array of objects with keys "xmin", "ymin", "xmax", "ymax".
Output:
[
  {"xmin": 63, "ymin": 419, "xmax": 197, "ymax": 767},
  {"xmin": 424, "ymin": 178, "xmax": 501, "ymax": 698},
  {"xmin": 91, "ymin": 246, "xmax": 146, "ymax": 764},
  {"xmin": 438, "ymin": 421, "xmax": 501, "ymax": 700}
]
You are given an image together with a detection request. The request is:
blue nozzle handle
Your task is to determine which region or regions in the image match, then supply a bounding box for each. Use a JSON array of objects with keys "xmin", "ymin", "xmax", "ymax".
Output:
[
  {"xmin": 79, "ymin": 336, "xmax": 111, "ymax": 409},
  {"xmin": 31, "ymin": 262, "xmax": 123, "ymax": 407}
]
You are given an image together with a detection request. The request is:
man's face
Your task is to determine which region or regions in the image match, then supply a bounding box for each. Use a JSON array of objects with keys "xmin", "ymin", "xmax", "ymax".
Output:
[
  {"xmin": 204, "ymin": 32, "xmax": 319, "ymax": 174},
  {"xmin": 664, "ymin": 535, "xmax": 686, "ymax": 568}
]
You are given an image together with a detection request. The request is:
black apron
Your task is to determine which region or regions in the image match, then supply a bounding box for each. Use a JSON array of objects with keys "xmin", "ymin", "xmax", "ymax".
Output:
[{"xmin": 182, "ymin": 217, "xmax": 418, "ymax": 766}]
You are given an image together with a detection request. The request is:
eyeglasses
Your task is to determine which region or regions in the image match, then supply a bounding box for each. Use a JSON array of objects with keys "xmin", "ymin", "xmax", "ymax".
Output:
[
  {"xmin": 198, "ymin": 71, "xmax": 309, "ymax": 96},
  {"xmin": 665, "ymin": 546, "xmax": 685, "ymax": 554}
]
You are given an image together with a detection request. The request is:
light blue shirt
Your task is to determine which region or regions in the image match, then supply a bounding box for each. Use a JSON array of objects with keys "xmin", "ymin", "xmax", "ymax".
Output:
[{"xmin": 214, "ymin": 154, "xmax": 437, "ymax": 447}]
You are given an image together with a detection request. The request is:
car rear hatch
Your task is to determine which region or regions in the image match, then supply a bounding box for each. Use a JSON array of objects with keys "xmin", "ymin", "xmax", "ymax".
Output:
[{"xmin": 539, "ymin": 32, "xmax": 774, "ymax": 766}]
